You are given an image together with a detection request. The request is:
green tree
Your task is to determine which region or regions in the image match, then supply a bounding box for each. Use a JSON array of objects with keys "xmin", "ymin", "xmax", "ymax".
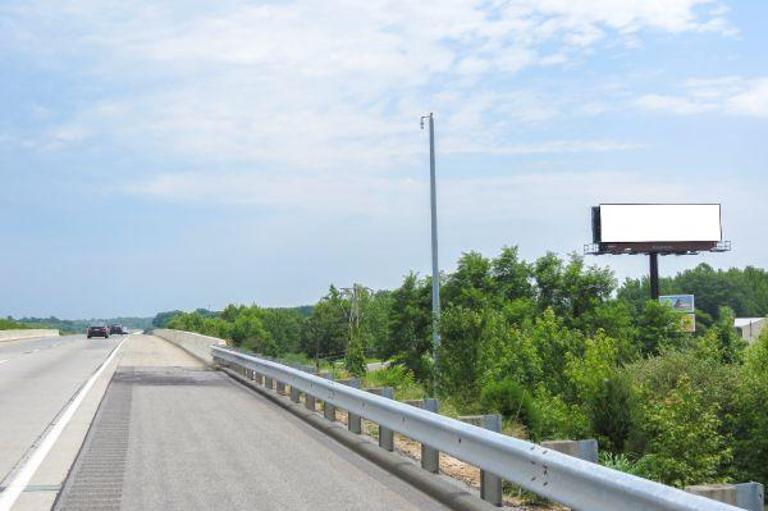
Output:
[
  {"xmin": 733, "ymin": 330, "xmax": 768, "ymax": 485},
  {"xmin": 565, "ymin": 332, "xmax": 636, "ymax": 451},
  {"xmin": 443, "ymin": 251, "xmax": 494, "ymax": 310},
  {"xmin": 491, "ymin": 246, "xmax": 533, "ymax": 302},
  {"xmin": 152, "ymin": 310, "xmax": 182, "ymax": 328},
  {"xmin": 635, "ymin": 300, "xmax": 687, "ymax": 355},
  {"xmin": 437, "ymin": 305, "xmax": 486, "ymax": 403},
  {"xmin": 385, "ymin": 273, "xmax": 433, "ymax": 381},
  {"xmin": 300, "ymin": 286, "xmax": 347, "ymax": 365},
  {"xmin": 261, "ymin": 308, "xmax": 305, "ymax": 354}
]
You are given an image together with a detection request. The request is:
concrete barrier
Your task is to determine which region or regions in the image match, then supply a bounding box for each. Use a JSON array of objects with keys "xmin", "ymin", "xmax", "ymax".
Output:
[
  {"xmin": 540, "ymin": 439, "xmax": 599, "ymax": 463},
  {"xmin": 0, "ymin": 329, "xmax": 59, "ymax": 342},
  {"xmin": 686, "ymin": 482, "xmax": 764, "ymax": 511},
  {"xmin": 151, "ymin": 329, "xmax": 227, "ymax": 366}
]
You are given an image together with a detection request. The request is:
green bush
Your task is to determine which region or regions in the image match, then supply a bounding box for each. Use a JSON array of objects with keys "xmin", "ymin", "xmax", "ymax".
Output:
[
  {"xmin": 531, "ymin": 385, "xmax": 590, "ymax": 440},
  {"xmin": 480, "ymin": 379, "xmax": 541, "ymax": 437},
  {"xmin": 633, "ymin": 374, "xmax": 731, "ymax": 487},
  {"xmin": 363, "ymin": 365, "xmax": 425, "ymax": 401},
  {"xmin": 588, "ymin": 372, "xmax": 637, "ymax": 452},
  {"xmin": 599, "ymin": 452, "xmax": 644, "ymax": 477}
]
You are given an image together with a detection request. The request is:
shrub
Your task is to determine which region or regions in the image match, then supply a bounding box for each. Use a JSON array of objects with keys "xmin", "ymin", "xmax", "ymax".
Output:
[
  {"xmin": 531, "ymin": 385, "xmax": 590, "ymax": 441},
  {"xmin": 480, "ymin": 379, "xmax": 541, "ymax": 437},
  {"xmin": 633, "ymin": 374, "xmax": 731, "ymax": 487},
  {"xmin": 363, "ymin": 365, "xmax": 425, "ymax": 401}
]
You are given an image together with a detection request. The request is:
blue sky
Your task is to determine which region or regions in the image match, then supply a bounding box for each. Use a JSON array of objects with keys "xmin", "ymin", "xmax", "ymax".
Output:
[{"xmin": 1, "ymin": 0, "xmax": 766, "ymax": 319}]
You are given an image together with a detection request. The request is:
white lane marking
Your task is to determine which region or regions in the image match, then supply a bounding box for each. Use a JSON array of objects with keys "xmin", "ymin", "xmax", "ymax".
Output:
[{"xmin": 0, "ymin": 334, "xmax": 130, "ymax": 511}]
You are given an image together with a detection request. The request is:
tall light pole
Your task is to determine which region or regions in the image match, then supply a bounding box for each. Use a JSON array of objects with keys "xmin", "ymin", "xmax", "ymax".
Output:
[{"xmin": 421, "ymin": 113, "xmax": 440, "ymax": 359}]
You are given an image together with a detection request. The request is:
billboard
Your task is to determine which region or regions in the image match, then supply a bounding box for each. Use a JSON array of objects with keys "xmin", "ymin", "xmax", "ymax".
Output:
[
  {"xmin": 680, "ymin": 313, "xmax": 696, "ymax": 333},
  {"xmin": 659, "ymin": 294, "xmax": 695, "ymax": 313},
  {"xmin": 659, "ymin": 295, "xmax": 696, "ymax": 332},
  {"xmin": 592, "ymin": 204, "xmax": 722, "ymax": 253}
]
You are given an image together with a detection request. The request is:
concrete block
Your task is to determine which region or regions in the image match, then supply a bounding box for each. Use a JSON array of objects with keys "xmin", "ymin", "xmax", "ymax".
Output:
[
  {"xmin": 337, "ymin": 378, "xmax": 361, "ymax": 388},
  {"xmin": 735, "ymin": 482, "xmax": 764, "ymax": 511},
  {"xmin": 459, "ymin": 414, "xmax": 503, "ymax": 507},
  {"xmin": 366, "ymin": 387, "xmax": 395, "ymax": 451},
  {"xmin": 540, "ymin": 439, "xmax": 598, "ymax": 463},
  {"xmin": 686, "ymin": 482, "xmax": 764, "ymax": 511}
]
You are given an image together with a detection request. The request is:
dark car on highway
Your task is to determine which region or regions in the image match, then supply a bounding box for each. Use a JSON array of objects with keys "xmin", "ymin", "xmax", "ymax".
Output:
[
  {"xmin": 108, "ymin": 325, "xmax": 126, "ymax": 335},
  {"xmin": 87, "ymin": 326, "xmax": 110, "ymax": 339}
]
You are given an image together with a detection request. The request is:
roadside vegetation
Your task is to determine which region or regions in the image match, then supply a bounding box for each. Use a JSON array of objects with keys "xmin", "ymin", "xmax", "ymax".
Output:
[
  {"xmin": 158, "ymin": 247, "xmax": 768, "ymax": 489},
  {"xmin": 0, "ymin": 317, "xmax": 35, "ymax": 330}
]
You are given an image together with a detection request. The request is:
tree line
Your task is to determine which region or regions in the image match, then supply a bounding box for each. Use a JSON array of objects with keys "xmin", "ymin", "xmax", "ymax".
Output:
[{"xmin": 157, "ymin": 248, "xmax": 768, "ymax": 489}]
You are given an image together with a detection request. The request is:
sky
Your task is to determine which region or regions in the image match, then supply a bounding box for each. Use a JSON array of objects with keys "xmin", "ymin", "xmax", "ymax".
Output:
[{"xmin": 1, "ymin": 0, "xmax": 767, "ymax": 319}]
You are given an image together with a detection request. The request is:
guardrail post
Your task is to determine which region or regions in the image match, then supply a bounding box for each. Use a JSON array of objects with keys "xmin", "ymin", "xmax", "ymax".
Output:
[
  {"xmin": 540, "ymin": 439, "xmax": 598, "ymax": 463},
  {"xmin": 686, "ymin": 482, "xmax": 764, "ymax": 511},
  {"xmin": 460, "ymin": 414, "xmax": 503, "ymax": 507},
  {"xmin": 276, "ymin": 380, "xmax": 287, "ymax": 395},
  {"xmin": 366, "ymin": 387, "xmax": 395, "ymax": 451},
  {"xmin": 264, "ymin": 376, "xmax": 273, "ymax": 390},
  {"xmin": 338, "ymin": 379, "xmax": 362, "ymax": 434},
  {"xmin": 319, "ymin": 373, "xmax": 336, "ymax": 422},
  {"xmin": 304, "ymin": 391, "xmax": 316, "ymax": 411},
  {"xmin": 290, "ymin": 385, "xmax": 301, "ymax": 403},
  {"xmin": 404, "ymin": 398, "xmax": 440, "ymax": 473}
]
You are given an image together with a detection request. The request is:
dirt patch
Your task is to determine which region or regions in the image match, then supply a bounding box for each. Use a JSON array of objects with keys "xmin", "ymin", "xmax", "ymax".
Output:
[{"xmin": 330, "ymin": 405, "xmax": 561, "ymax": 510}]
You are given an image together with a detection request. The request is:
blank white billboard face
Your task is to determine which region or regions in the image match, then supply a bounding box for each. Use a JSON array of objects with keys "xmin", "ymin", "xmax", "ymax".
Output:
[{"xmin": 600, "ymin": 204, "xmax": 721, "ymax": 243}]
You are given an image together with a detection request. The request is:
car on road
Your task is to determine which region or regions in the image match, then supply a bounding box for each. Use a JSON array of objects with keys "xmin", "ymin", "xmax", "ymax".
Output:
[
  {"xmin": 87, "ymin": 326, "xmax": 110, "ymax": 339},
  {"xmin": 108, "ymin": 325, "xmax": 127, "ymax": 335}
]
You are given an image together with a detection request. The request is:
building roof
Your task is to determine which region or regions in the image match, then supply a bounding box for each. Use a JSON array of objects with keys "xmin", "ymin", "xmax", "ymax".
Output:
[{"xmin": 734, "ymin": 317, "xmax": 766, "ymax": 328}]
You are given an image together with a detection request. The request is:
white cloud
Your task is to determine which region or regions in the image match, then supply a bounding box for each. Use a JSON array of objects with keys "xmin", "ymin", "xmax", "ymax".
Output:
[
  {"xmin": 635, "ymin": 94, "xmax": 716, "ymax": 115},
  {"xmin": 636, "ymin": 76, "xmax": 768, "ymax": 118},
  {"xmin": 126, "ymin": 166, "xmax": 692, "ymax": 223},
  {"xmin": 0, "ymin": 0, "xmax": 733, "ymax": 173},
  {"xmin": 728, "ymin": 79, "xmax": 768, "ymax": 118}
]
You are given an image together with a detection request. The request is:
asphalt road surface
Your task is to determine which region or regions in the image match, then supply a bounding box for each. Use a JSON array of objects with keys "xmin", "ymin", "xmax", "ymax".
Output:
[
  {"xmin": 0, "ymin": 334, "xmax": 122, "ymax": 487},
  {"xmin": 54, "ymin": 335, "xmax": 451, "ymax": 511}
]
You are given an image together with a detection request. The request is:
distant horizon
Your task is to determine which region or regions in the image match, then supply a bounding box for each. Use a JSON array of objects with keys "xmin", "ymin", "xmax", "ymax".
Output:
[{"xmin": 5, "ymin": 255, "xmax": 763, "ymax": 321}]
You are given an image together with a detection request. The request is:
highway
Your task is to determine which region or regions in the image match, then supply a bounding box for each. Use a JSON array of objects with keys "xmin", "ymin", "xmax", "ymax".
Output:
[
  {"xmin": 1, "ymin": 334, "xmax": 453, "ymax": 510},
  {"xmin": 0, "ymin": 334, "xmax": 121, "ymax": 488}
]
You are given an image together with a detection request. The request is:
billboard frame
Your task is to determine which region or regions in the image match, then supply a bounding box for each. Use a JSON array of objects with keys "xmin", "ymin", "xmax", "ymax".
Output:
[
  {"xmin": 585, "ymin": 203, "xmax": 730, "ymax": 300},
  {"xmin": 588, "ymin": 203, "xmax": 726, "ymax": 256}
]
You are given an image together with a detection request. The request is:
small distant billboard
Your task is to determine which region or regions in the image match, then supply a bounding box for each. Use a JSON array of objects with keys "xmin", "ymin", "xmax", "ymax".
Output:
[
  {"xmin": 659, "ymin": 294, "xmax": 695, "ymax": 313},
  {"xmin": 680, "ymin": 313, "xmax": 696, "ymax": 333},
  {"xmin": 591, "ymin": 203, "xmax": 722, "ymax": 254}
]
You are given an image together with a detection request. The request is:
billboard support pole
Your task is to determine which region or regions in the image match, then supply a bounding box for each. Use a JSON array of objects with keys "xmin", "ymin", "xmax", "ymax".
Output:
[{"xmin": 649, "ymin": 252, "xmax": 660, "ymax": 300}]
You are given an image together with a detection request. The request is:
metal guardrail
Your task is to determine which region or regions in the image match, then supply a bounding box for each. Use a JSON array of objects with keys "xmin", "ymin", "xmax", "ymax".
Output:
[{"xmin": 212, "ymin": 346, "xmax": 742, "ymax": 511}]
